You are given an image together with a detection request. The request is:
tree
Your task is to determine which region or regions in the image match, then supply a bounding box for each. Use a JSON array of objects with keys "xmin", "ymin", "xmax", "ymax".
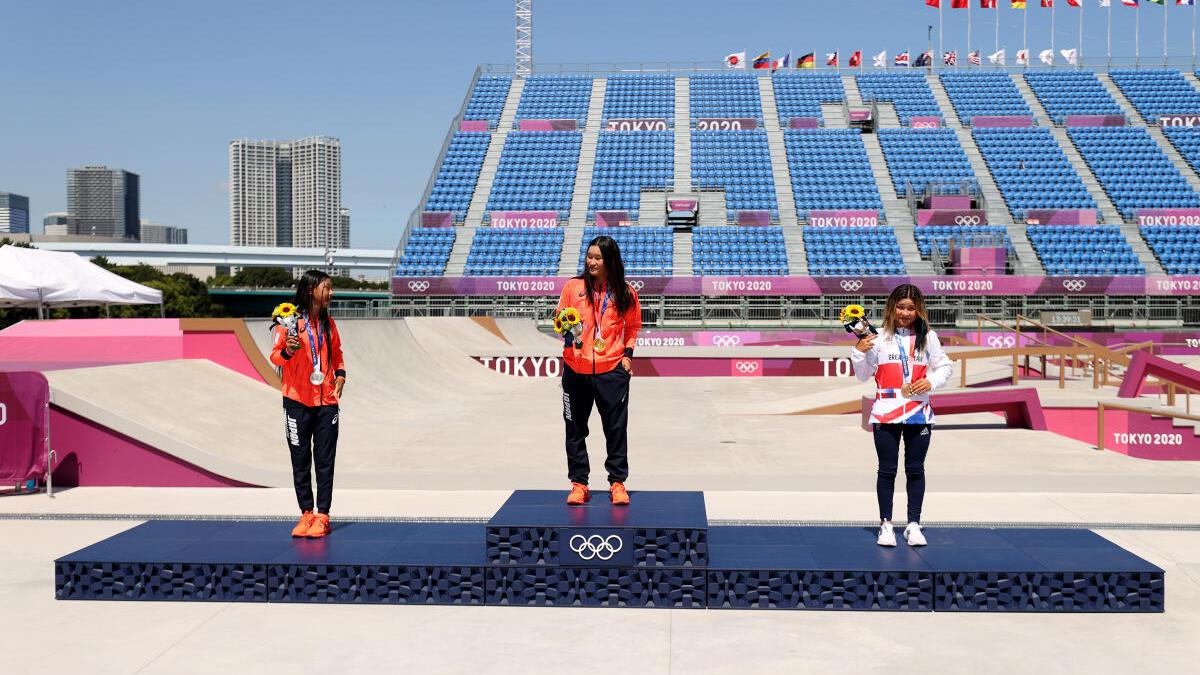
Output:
[{"xmin": 230, "ymin": 267, "xmax": 294, "ymax": 287}]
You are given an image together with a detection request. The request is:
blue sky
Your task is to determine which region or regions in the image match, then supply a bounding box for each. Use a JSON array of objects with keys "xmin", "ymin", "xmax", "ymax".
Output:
[{"xmin": 2, "ymin": 0, "xmax": 1196, "ymax": 248}]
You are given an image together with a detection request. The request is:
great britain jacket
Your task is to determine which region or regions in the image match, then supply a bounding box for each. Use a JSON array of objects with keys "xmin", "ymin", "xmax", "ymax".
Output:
[{"xmin": 850, "ymin": 326, "xmax": 953, "ymax": 425}]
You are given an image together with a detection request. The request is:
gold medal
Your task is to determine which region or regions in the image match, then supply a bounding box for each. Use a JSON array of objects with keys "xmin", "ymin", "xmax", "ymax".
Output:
[
  {"xmin": 900, "ymin": 384, "xmax": 913, "ymax": 398},
  {"xmin": 593, "ymin": 337, "xmax": 607, "ymax": 353}
]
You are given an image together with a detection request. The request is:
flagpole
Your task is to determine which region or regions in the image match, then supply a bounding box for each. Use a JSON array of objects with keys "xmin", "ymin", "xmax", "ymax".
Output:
[
  {"xmin": 996, "ymin": 2, "xmax": 1002, "ymax": 59},
  {"xmin": 1051, "ymin": 0, "xmax": 1056, "ymax": 64},
  {"xmin": 968, "ymin": 1, "xmax": 973, "ymax": 66},
  {"xmin": 1164, "ymin": 0, "xmax": 1170, "ymax": 67},
  {"xmin": 1023, "ymin": 3, "xmax": 1029, "ymax": 69},
  {"xmin": 940, "ymin": 1, "xmax": 944, "ymax": 70},
  {"xmin": 1107, "ymin": 0, "xmax": 1113, "ymax": 68},
  {"xmin": 1193, "ymin": 0, "xmax": 1197, "ymax": 70},
  {"xmin": 1079, "ymin": 1, "xmax": 1084, "ymax": 68},
  {"xmin": 1136, "ymin": 3, "xmax": 1141, "ymax": 67}
]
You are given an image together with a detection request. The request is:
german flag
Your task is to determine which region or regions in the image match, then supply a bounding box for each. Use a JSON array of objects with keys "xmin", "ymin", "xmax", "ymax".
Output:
[
  {"xmin": 1011, "ymin": 0, "xmax": 1026, "ymax": 8},
  {"xmin": 797, "ymin": 52, "xmax": 815, "ymax": 69}
]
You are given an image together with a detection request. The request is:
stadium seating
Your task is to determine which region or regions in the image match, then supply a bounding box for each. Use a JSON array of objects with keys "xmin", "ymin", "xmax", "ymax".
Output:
[
  {"xmin": 804, "ymin": 226, "xmax": 904, "ymax": 276},
  {"xmin": 689, "ymin": 73, "xmax": 763, "ymax": 123},
  {"xmin": 423, "ymin": 132, "xmax": 490, "ymax": 220},
  {"xmin": 939, "ymin": 71, "xmax": 1032, "ymax": 124},
  {"xmin": 784, "ymin": 129, "xmax": 883, "ymax": 217},
  {"xmin": 602, "ymin": 75, "xmax": 674, "ymax": 122},
  {"xmin": 692, "ymin": 226, "xmax": 788, "ymax": 276},
  {"xmin": 1162, "ymin": 126, "xmax": 1200, "ymax": 174},
  {"xmin": 1068, "ymin": 126, "xmax": 1200, "ymax": 220},
  {"xmin": 577, "ymin": 227, "xmax": 673, "ymax": 276},
  {"xmin": 462, "ymin": 75, "xmax": 512, "ymax": 126},
  {"xmin": 588, "ymin": 131, "xmax": 674, "ymax": 219},
  {"xmin": 1140, "ymin": 225, "xmax": 1200, "ymax": 275},
  {"xmin": 1023, "ymin": 71, "xmax": 1123, "ymax": 123},
  {"xmin": 691, "ymin": 130, "xmax": 778, "ymax": 218},
  {"xmin": 972, "ymin": 127, "xmax": 1096, "ymax": 221},
  {"xmin": 1026, "ymin": 225, "xmax": 1145, "ymax": 275},
  {"xmin": 514, "ymin": 75, "xmax": 592, "ymax": 124},
  {"xmin": 772, "ymin": 72, "xmax": 845, "ymax": 125},
  {"xmin": 395, "ymin": 228, "xmax": 456, "ymax": 277},
  {"xmin": 464, "ymin": 228, "xmax": 564, "ymax": 276},
  {"xmin": 486, "ymin": 131, "xmax": 581, "ymax": 219},
  {"xmin": 876, "ymin": 128, "xmax": 973, "ymax": 196},
  {"xmin": 855, "ymin": 72, "xmax": 942, "ymax": 125},
  {"xmin": 1109, "ymin": 69, "xmax": 1200, "ymax": 121},
  {"xmin": 913, "ymin": 225, "xmax": 1014, "ymax": 259}
]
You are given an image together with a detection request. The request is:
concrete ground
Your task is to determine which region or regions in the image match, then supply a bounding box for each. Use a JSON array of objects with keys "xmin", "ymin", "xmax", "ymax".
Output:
[{"xmin": 8, "ymin": 318, "xmax": 1198, "ymax": 673}]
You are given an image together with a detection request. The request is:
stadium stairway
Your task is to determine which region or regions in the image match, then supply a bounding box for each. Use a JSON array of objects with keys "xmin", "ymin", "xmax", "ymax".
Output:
[
  {"xmin": 1146, "ymin": 124, "xmax": 1200, "ymax": 190},
  {"xmin": 843, "ymin": 76, "xmax": 864, "ymax": 108},
  {"xmin": 758, "ymin": 76, "xmax": 800, "ymax": 227},
  {"xmin": 673, "ymin": 76, "xmax": 692, "ymax": 192},
  {"xmin": 444, "ymin": 226, "xmax": 476, "ymax": 276},
  {"xmin": 821, "ymin": 102, "xmax": 848, "ymax": 128},
  {"xmin": 859, "ymin": 129, "xmax": 929, "ymax": 274},
  {"xmin": 926, "ymin": 74, "xmax": 960, "ymax": 129},
  {"xmin": 1096, "ymin": 72, "xmax": 1147, "ymax": 125},
  {"xmin": 1051, "ymin": 126, "xmax": 1123, "ymax": 225},
  {"xmin": 782, "ymin": 226, "xmax": 806, "ymax": 275},
  {"xmin": 1119, "ymin": 221, "xmax": 1167, "ymax": 274},
  {"xmin": 556, "ymin": 225, "xmax": 585, "ymax": 276},
  {"xmin": 465, "ymin": 78, "xmax": 524, "ymax": 225},
  {"xmin": 672, "ymin": 230, "xmax": 694, "ymax": 275},
  {"xmin": 567, "ymin": 78, "xmax": 606, "ymax": 227},
  {"xmin": 1011, "ymin": 74, "xmax": 1054, "ymax": 127}
]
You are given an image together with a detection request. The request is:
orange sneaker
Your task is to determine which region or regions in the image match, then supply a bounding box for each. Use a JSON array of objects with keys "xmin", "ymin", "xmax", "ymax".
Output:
[
  {"xmin": 610, "ymin": 482, "xmax": 630, "ymax": 506},
  {"xmin": 291, "ymin": 511, "xmax": 316, "ymax": 538},
  {"xmin": 566, "ymin": 482, "xmax": 590, "ymax": 505},
  {"xmin": 306, "ymin": 513, "xmax": 331, "ymax": 538}
]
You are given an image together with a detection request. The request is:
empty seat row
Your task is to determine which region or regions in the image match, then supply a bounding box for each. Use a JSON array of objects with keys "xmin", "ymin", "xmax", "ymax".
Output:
[
  {"xmin": 804, "ymin": 226, "xmax": 904, "ymax": 276},
  {"xmin": 693, "ymin": 225, "xmax": 789, "ymax": 276},
  {"xmin": 877, "ymin": 128, "xmax": 973, "ymax": 196},
  {"xmin": 578, "ymin": 226, "xmax": 674, "ymax": 276},
  {"xmin": 395, "ymin": 228, "xmax": 456, "ymax": 277}
]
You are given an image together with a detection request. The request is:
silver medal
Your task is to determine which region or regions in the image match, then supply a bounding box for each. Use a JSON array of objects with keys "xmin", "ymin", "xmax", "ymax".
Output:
[{"xmin": 309, "ymin": 369, "xmax": 325, "ymax": 386}]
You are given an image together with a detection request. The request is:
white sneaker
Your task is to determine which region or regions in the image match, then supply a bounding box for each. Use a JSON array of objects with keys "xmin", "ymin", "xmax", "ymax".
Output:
[
  {"xmin": 876, "ymin": 522, "xmax": 896, "ymax": 547},
  {"xmin": 904, "ymin": 522, "xmax": 927, "ymax": 547}
]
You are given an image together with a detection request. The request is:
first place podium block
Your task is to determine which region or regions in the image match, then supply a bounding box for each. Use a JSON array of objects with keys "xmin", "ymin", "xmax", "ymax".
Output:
[{"xmin": 484, "ymin": 490, "xmax": 709, "ymax": 607}]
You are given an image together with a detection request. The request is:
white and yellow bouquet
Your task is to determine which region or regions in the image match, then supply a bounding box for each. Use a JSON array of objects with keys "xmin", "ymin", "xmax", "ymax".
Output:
[
  {"xmin": 272, "ymin": 302, "xmax": 300, "ymax": 336},
  {"xmin": 554, "ymin": 307, "xmax": 584, "ymax": 349},
  {"xmin": 839, "ymin": 304, "xmax": 877, "ymax": 337}
]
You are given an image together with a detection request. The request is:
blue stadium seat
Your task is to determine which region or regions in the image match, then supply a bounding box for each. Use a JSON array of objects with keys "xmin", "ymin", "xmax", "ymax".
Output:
[
  {"xmin": 972, "ymin": 127, "xmax": 1096, "ymax": 221},
  {"xmin": 423, "ymin": 132, "xmax": 490, "ymax": 220},
  {"xmin": 1023, "ymin": 71, "xmax": 1123, "ymax": 124},
  {"xmin": 486, "ymin": 131, "xmax": 582, "ymax": 219},
  {"xmin": 877, "ymin": 128, "xmax": 973, "ymax": 196},
  {"xmin": 603, "ymin": 75, "xmax": 674, "ymax": 122},
  {"xmin": 803, "ymin": 226, "xmax": 904, "ymax": 276},
  {"xmin": 463, "ymin": 228, "xmax": 565, "ymax": 277},
  {"xmin": 1141, "ymin": 225, "xmax": 1200, "ymax": 275},
  {"xmin": 577, "ymin": 227, "xmax": 674, "ymax": 276},
  {"xmin": 588, "ymin": 131, "xmax": 673, "ymax": 219},
  {"xmin": 939, "ymin": 71, "xmax": 1032, "ymax": 124},
  {"xmin": 1110, "ymin": 69, "xmax": 1200, "ymax": 121},
  {"xmin": 515, "ymin": 75, "xmax": 593, "ymax": 124},
  {"xmin": 855, "ymin": 72, "xmax": 942, "ymax": 125},
  {"xmin": 395, "ymin": 228, "xmax": 457, "ymax": 277},
  {"xmin": 692, "ymin": 130, "xmax": 778, "ymax": 219},
  {"xmin": 1026, "ymin": 225, "xmax": 1145, "ymax": 275},
  {"xmin": 1069, "ymin": 126, "xmax": 1200, "ymax": 220},
  {"xmin": 692, "ymin": 226, "xmax": 788, "ymax": 276},
  {"xmin": 772, "ymin": 72, "xmax": 845, "ymax": 125},
  {"xmin": 913, "ymin": 225, "xmax": 1015, "ymax": 260},
  {"xmin": 689, "ymin": 73, "xmax": 763, "ymax": 123},
  {"xmin": 462, "ymin": 76, "xmax": 512, "ymax": 126},
  {"xmin": 784, "ymin": 129, "xmax": 883, "ymax": 216}
]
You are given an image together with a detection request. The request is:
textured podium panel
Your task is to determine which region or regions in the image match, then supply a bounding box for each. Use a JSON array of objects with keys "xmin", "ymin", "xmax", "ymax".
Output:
[
  {"xmin": 486, "ymin": 566, "xmax": 707, "ymax": 608},
  {"xmin": 486, "ymin": 490, "xmax": 708, "ymax": 567}
]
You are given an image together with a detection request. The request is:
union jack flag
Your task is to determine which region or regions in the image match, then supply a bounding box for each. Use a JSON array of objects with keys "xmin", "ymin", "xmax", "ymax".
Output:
[{"xmin": 943, "ymin": 51, "xmax": 958, "ymax": 66}]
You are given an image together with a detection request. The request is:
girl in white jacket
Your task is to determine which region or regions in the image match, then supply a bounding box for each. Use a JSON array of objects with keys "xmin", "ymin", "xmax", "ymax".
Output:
[{"xmin": 850, "ymin": 284, "xmax": 953, "ymax": 548}]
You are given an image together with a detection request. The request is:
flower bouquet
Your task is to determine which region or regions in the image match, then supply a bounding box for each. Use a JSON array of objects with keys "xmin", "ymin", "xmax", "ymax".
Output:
[{"xmin": 554, "ymin": 307, "xmax": 584, "ymax": 349}]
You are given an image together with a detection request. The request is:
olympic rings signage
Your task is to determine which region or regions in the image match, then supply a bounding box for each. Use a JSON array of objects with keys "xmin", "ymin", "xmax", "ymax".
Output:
[
  {"xmin": 560, "ymin": 530, "xmax": 632, "ymax": 565},
  {"xmin": 840, "ymin": 279, "xmax": 863, "ymax": 292},
  {"xmin": 916, "ymin": 209, "xmax": 987, "ymax": 227},
  {"xmin": 407, "ymin": 280, "xmax": 430, "ymax": 292},
  {"xmin": 985, "ymin": 335, "xmax": 1017, "ymax": 349},
  {"xmin": 1062, "ymin": 279, "xmax": 1088, "ymax": 292},
  {"xmin": 711, "ymin": 335, "xmax": 742, "ymax": 348}
]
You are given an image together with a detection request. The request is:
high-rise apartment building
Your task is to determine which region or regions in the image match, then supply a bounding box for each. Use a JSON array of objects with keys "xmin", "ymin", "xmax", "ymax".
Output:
[
  {"xmin": 339, "ymin": 208, "xmax": 351, "ymax": 248},
  {"xmin": 67, "ymin": 166, "xmax": 140, "ymax": 239},
  {"xmin": 139, "ymin": 220, "xmax": 188, "ymax": 244},
  {"xmin": 0, "ymin": 192, "xmax": 30, "ymax": 234},
  {"xmin": 229, "ymin": 137, "xmax": 343, "ymax": 249},
  {"xmin": 43, "ymin": 212, "xmax": 69, "ymax": 236}
]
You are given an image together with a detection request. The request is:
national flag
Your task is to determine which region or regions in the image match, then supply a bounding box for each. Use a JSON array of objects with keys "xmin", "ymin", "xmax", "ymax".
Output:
[
  {"xmin": 1100, "ymin": 0, "xmax": 1110, "ymax": 6},
  {"xmin": 1123, "ymin": 0, "xmax": 1139, "ymax": 5},
  {"xmin": 989, "ymin": 48, "xmax": 1007, "ymax": 64},
  {"xmin": 895, "ymin": 51, "xmax": 910, "ymax": 66},
  {"xmin": 775, "ymin": 53, "xmax": 792, "ymax": 70},
  {"xmin": 1011, "ymin": 0, "xmax": 1027, "ymax": 6},
  {"xmin": 1067, "ymin": 0, "xmax": 1081, "ymax": 6},
  {"xmin": 1179, "ymin": 1, "xmax": 1196, "ymax": 7},
  {"xmin": 826, "ymin": 51, "xmax": 839, "ymax": 67},
  {"xmin": 1039, "ymin": 48, "xmax": 1055, "ymax": 65},
  {"xmin": 927, "ymin": 0, "xmax": 940, "ymax": 6},
  {"xmin": 914, "ymin": 51, "xmax": 932, "ymax": 67},
  {"xmin": 1042, "ymin": 0, "xmax": 1053, "ymax": 6},
  {"xmin": 1016, "ymin": 48, "xmax": 1030, "ymax": 64},
  {"xmin": 968, "ymin": 50, "xmax": 982, "ymax": 65},
  {"xmin": 944, "ymin": 50, "xmax": 958, "ymax": 65},
  {"xmin": 1061, "ymin": 48, "xmax": 1079, "ymax": 64},
  {"xmin": 953, "ymin": 0, "xmax": 970, "ymax": 6},
  {"xmin": 797, "ymin": 53, "xmax": 816, "ymax": 69},
  {"xmin": 873, "ymin": 50, "xmax": 888, "ymax": 67},
  {"xmin": 1147, "ymin": 0, "xmax": 1165, "ymax": 5},
  {"xmin": 752, "ymin": 52, "xmax": 772, "ymax": 69},
  {"xmin": 849, "ymin": 51, "xmax": 863, "ymax": 67},
  {"xmin": 725, "ymin": 51, "xmax": 746, "ymax": 69},
  {"xmin": 982, "ymin": 0, "xmax": 998, "ymax": 7}
]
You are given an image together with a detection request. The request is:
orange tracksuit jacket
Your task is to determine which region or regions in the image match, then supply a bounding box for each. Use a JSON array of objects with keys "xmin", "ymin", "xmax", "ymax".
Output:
[
  {"xmin": 556, "ymin": 278, "xmax": 642, "ymax": 375},
  {"xmin": 270, "ymin": 315, "xmax": 346, "ymax": 407}
]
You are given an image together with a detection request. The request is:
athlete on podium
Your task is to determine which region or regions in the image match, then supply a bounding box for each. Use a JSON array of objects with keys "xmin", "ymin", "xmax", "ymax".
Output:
[{"xmin": 556, "ymin": 236, "xmax": 642, "ymax": 506}]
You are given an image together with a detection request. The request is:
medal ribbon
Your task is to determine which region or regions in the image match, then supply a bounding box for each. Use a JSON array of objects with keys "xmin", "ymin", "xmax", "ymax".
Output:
[
  {"xmin": 593, "ymin": 283, "xmax": 610, "ymax": 343},
  {"xmin": 894, "ymin": 332, "xmax": 912, "ymax": 382},
  {"xmin": 305, "ymin": 312, "xmax": 324, "ymax": 375}
]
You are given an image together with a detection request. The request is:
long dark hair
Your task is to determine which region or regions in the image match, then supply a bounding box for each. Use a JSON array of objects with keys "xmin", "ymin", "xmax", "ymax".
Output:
[
  {"xmin": 293, "ymin": 269, "xmax": 333, "ymax": 366},
  {"xmin": 577, "ymin": 235, "xmax": 633, "ymax": 314},
  {"xmin": 882, "ymin": 283, "xmax": 929, "ymax": 354}
]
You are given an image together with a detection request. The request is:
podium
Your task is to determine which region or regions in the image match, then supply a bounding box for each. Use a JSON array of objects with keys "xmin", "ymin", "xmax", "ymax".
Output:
[{"xmin": 56, "ymin": 490, "xmax": 1163, "ymax": 612}]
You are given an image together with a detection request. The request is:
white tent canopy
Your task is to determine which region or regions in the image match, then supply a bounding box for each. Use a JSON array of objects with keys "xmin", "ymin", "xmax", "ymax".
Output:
[{"xmin": 0, "ymin": 245, "xmax": 163, "ymax": 315}]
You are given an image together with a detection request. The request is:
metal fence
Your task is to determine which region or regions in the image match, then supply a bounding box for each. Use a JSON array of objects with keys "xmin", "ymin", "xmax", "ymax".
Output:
[{"xmin": 332, "ymin": 294, "xmax": 1200, "ymax": 329}]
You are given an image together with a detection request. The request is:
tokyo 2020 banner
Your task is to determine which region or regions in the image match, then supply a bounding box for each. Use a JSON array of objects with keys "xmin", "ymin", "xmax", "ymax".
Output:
[{"xmin": 392, "ymin": 275, "xmax": 1200, "ymax": 297}]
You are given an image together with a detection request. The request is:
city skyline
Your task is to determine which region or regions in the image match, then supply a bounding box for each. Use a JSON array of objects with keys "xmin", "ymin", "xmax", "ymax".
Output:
[{"xmin": 229, "ymin": 137, "xmax": 345, "ymax": 249}]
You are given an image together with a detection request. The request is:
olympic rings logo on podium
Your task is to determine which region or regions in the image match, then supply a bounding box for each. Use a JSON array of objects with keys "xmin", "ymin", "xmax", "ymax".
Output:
[
  {"xmin": 569, "ymin": 534, "xmax": 624, "ymax": 561},
  {"xmin": 987, "ymin": 335, "xmax": 1017, "ymax": 349},
  {"xmin": 712, "ymin": 335, "xmax": 742, "ymax": 347},
  {"xmin": 735, "ymin": 361, "xmax": 760, "ymax": 374},
  {"xmin": 1062, "ymin": 279, "xmax": 1087, "ymax": 292},
  {"xmin": 407, "ymin": 281, "xmax": 431, "ymax": 292},
  {"xmin": 954, "ymin": 215, "xmax": 981, "ymax": 226},
  {"xmin": 840, "ymin": 279, "xmax": 863, "ymax": 292}
]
